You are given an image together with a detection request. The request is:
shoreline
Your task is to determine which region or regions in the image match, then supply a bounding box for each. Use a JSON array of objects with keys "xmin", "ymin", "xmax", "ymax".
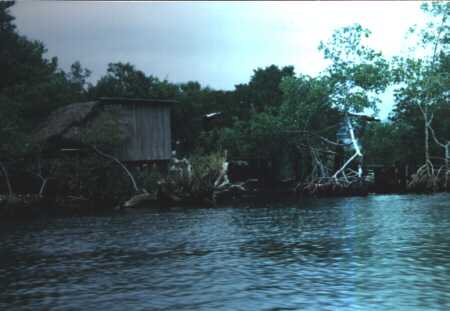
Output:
[{"xmin": 1, "ymin": 186, "xmax": 447, "ymax": 219}]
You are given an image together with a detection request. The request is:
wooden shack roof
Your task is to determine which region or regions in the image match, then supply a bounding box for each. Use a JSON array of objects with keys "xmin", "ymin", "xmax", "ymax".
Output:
[
  {"xmin": 33, "ymin": 101, "xmax": 100, "ymax": 145},
  {"xmin": 33, "ymin": 97, "xmax": 176, "ymax": 145}
]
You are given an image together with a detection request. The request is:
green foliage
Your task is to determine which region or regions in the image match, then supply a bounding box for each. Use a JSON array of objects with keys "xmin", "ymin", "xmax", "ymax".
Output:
[
  {"xmin": 161, "ymin": 153, "xmax": 226, "ymax": 202},
  {"xmin": 172, "ymin": 81, "xmax": 215, "ymax": 155},
  {"xmin": 388, "ymin": 2, "xmax": 450, "ymax": 167},
  {"xmin": 279, "ymin": 75, "xmax": 336, "ymax": 132},
  {"xmin": 392, "ymin": 2, "xmax": 449, "ymax": 106},
  {"xmin": 319, "ymin": 24, "xmax": 390, "ymax": 113},
  {"xmin": 0, "ymin": 1, "xmax": 91, "ymax": 162},
  {"xmin": 0, "ymin": 95, "xmax": 26, "ymax": 157},
  {"xmin": 246, "ymin": 65, "xmax": 296, "ymax": 114},
  {"xmin": 0, "ymin": 2, "xmax": 15, "ymax": 32},
  {"xmin": 79, "ymin": 110, "xmax": 126, "ymax": 152},
  {"xmin": 3, "ymin": 0, "xmax": 450, "ymax": 199},
  {"xmin": 89, "ymin": 63, "xmax": 297, "ymax": 157},
  {"xmin": 135, "ymin": 165, "xmax": 162, "ymax": 197},
  {"xmin": 189, "ymin": 153, "xmax": 225, "ymax": 187},
  {"xmin": 362, "ymin": 122, "xmax": 411, "ymax": 166},
  {"xmin": 90, "ymin": 62, "xmax": 180, "ymax": 99},
  {"xmin": 214, "ymin": 72, "xmax": 340, "ymax": 173},
  {"xmin": 217, "ymin": 113, "xmax": 283, "ymax": 158},
  {"xmin": 48, "ymin": 154, "xmax": 133, "ymax": 203},
  {"xmin": 419, "ymin": 2, "xmax": 450, "ymax": 50}
]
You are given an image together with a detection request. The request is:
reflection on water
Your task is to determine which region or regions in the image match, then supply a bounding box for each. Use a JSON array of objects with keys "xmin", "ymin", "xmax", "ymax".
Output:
[{"xmin": 2, "ymin": 194, "xmax": 450, "ymax": 310}]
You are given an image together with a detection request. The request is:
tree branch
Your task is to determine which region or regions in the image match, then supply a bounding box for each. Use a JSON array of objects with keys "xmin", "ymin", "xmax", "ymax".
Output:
[
  {"xmin": 428, "ymin": 122, "xmax": 446, "ymax": 147},
  {"xmin": 91, "ymin": 145, "xmax": 140, "ymax": 193},
  {"xmin": 0, "ymin": 160, "xmax": 13, "ymax": 197},
  {"xmin": 332, "ymin": 152, "xmax": 359, "ymax": 180}
]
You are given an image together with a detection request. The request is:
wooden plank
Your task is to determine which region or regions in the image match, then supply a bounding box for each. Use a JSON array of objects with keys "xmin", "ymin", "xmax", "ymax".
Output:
[
  {"xmin": 138, "ymin": 103, "xmax": 144, "ymax": 161},
  {"xmin": 110, "ymin": 102, "xmax": 172, "ymax": 161},
  {"xmin": 150, "ymin": 106, "xmax": 156, "ymax": 159},
  {"xmin": 157, "ymin": 106, "xmax": 165, "ymax": 159},
  {"xmin": 163, "ymin": 107, "xmax": 171, "ymax": 158}
]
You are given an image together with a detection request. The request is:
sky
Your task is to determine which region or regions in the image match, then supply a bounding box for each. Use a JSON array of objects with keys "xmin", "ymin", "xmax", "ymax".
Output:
[{"xmin": 11, "ymin": 1, "xmax": 428, "ymax": 119}]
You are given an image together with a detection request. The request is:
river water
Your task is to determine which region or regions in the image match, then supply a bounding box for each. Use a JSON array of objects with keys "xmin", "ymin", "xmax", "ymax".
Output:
[{"xmin": 2, "ymin": 194, "xmax": 450, "ymax": 310}]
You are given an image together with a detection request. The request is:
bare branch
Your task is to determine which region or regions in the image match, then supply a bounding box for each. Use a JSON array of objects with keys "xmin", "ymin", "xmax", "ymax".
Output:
[
  {"xmin": 332, "ymin": 152, "xmax": 359, "ymax": 179},
  {"xmin": 0, "ymin": 161, "xmax": 13, "ymax": 197},
  {"xmin": 91, "ymin": 145, "xmax": 140, "ymax": 193},
  {"xmin": 39, "ymin": 179, "xmax": 48, "ymax": 196},
  {"xmin": 428, "ymin": 122, "xmax": 446, "ymax": 147}
]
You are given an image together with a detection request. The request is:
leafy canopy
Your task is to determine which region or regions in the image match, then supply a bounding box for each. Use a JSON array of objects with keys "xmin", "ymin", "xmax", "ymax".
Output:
[{"xmin": 319, "ymin": 24, "xmax": 390, "ymax": 114}]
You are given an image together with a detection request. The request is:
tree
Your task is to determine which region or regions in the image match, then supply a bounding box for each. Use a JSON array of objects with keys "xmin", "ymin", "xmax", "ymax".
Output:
[
  {"xmin": 362, "ymin": 121, "xmax": 410, "ymax": 166},
  {"xmin": 91, "ymin": 62, "xmax": 156, "ymax": 98},
  {"xmin": 312, "ymin": 24, "xmax": 390, "ymax": 184},
  {"xmin": 214, "ymin": 66, "xmax": 296, "ymax": 159},
  {"xmin": 233, "ymin": 65, "xmax": 295, "ymax": 118},
  {"xmin": 0, "ymin": 1, "xmax": 93, "ymax": 197},
  {"xmin": 392, "ymin": 2, "xmax": 450, "ymax": 191},
  {"xmin": 319, "ymin": 24, "xmax": 390, "ymax": 114},
  {"xmin": 278, "ymin": 75, "xmax": 339, "ymax": 185},
  {"xmin": 0, "ymin": 1, "xmax": 15, "ymax": 33}
]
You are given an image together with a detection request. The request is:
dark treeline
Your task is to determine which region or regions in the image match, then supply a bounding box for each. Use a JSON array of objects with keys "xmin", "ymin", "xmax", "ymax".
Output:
[{"xmin": 1, "ymin": 1, "xmax": 450, "ymax": 209}]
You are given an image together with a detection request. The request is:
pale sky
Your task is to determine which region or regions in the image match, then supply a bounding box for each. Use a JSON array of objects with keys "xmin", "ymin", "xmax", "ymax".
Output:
[{"xmin": 12, "ymin": 1, "xmax": 428, "ymax": 119}]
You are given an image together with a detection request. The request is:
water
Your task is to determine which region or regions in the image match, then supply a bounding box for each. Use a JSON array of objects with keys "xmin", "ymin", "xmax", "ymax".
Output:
[{"xmin": 2, "ymin": 194, "xmax": 450, "ymax": 310}]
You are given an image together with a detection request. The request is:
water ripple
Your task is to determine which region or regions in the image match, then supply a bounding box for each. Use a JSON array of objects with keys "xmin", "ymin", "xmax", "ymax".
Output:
[{"xmin": 2, "ymin": 194, "xmax": 450, "ymax": 310}]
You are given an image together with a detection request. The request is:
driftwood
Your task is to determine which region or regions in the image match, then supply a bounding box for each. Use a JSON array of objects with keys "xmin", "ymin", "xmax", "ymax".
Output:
[
  {"xmin": 122, "ymin": 189, "xmax": 157, "ymax": 208},
  {"xmin": 158, "ymin": 152, "xmax": 249, "ymax": 205},
  {"xmin": 117, "ymin": 153, "xmax": 241, "ymax": 208}
]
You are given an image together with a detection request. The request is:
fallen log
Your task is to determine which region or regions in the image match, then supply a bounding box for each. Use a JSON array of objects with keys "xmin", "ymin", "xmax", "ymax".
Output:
[{"xmin": 122, "ymin": 189, "xmax": 157, "ymax": 208}]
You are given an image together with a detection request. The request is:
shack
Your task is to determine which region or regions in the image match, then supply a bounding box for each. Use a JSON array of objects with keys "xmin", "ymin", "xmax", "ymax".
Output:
[
  {"xmin": 34, "ymin": 97, "xmax": 176, "ymax": 163},
  {"xmin": 101, "ymin": 97, "xmax": 174, "ymax": 162}
]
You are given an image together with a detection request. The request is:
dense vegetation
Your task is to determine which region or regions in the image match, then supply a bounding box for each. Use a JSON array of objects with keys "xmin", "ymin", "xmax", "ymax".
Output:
[{"xmin": 0, "ymin": 1, "xmax": 449, "ymax": 207}]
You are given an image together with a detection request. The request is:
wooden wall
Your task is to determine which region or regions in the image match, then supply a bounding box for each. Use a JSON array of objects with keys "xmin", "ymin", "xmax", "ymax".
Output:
[{"xmin": 112, "ymin": 102, "xmax": 171, "ymax": 161}]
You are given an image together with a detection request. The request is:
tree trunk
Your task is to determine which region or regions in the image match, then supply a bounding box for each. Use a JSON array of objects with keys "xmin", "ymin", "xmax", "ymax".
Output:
[
  {"xmin": 332, "ymin": 117, "xmax": 362, "ymax": 180},
  {"xmin": 428, "ymin": 119, "xmax": 449, "ymax": 191},
  {"xmin": 424, "ymin": 115, "xmax": 431, "ymax": 175},
  {"xmin": 445, "ymin": 143, "xmax": 449, "ymax": 191}
]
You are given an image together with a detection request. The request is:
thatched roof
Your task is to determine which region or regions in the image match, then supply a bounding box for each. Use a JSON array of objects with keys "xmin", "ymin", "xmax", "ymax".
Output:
[
  {"xmin": 33, "ymin": 97, "xmax": 174, "ymax": 156},
  {"xmin": 33, "ymin": 101, "xmax": 99, "ymax": 144}
]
